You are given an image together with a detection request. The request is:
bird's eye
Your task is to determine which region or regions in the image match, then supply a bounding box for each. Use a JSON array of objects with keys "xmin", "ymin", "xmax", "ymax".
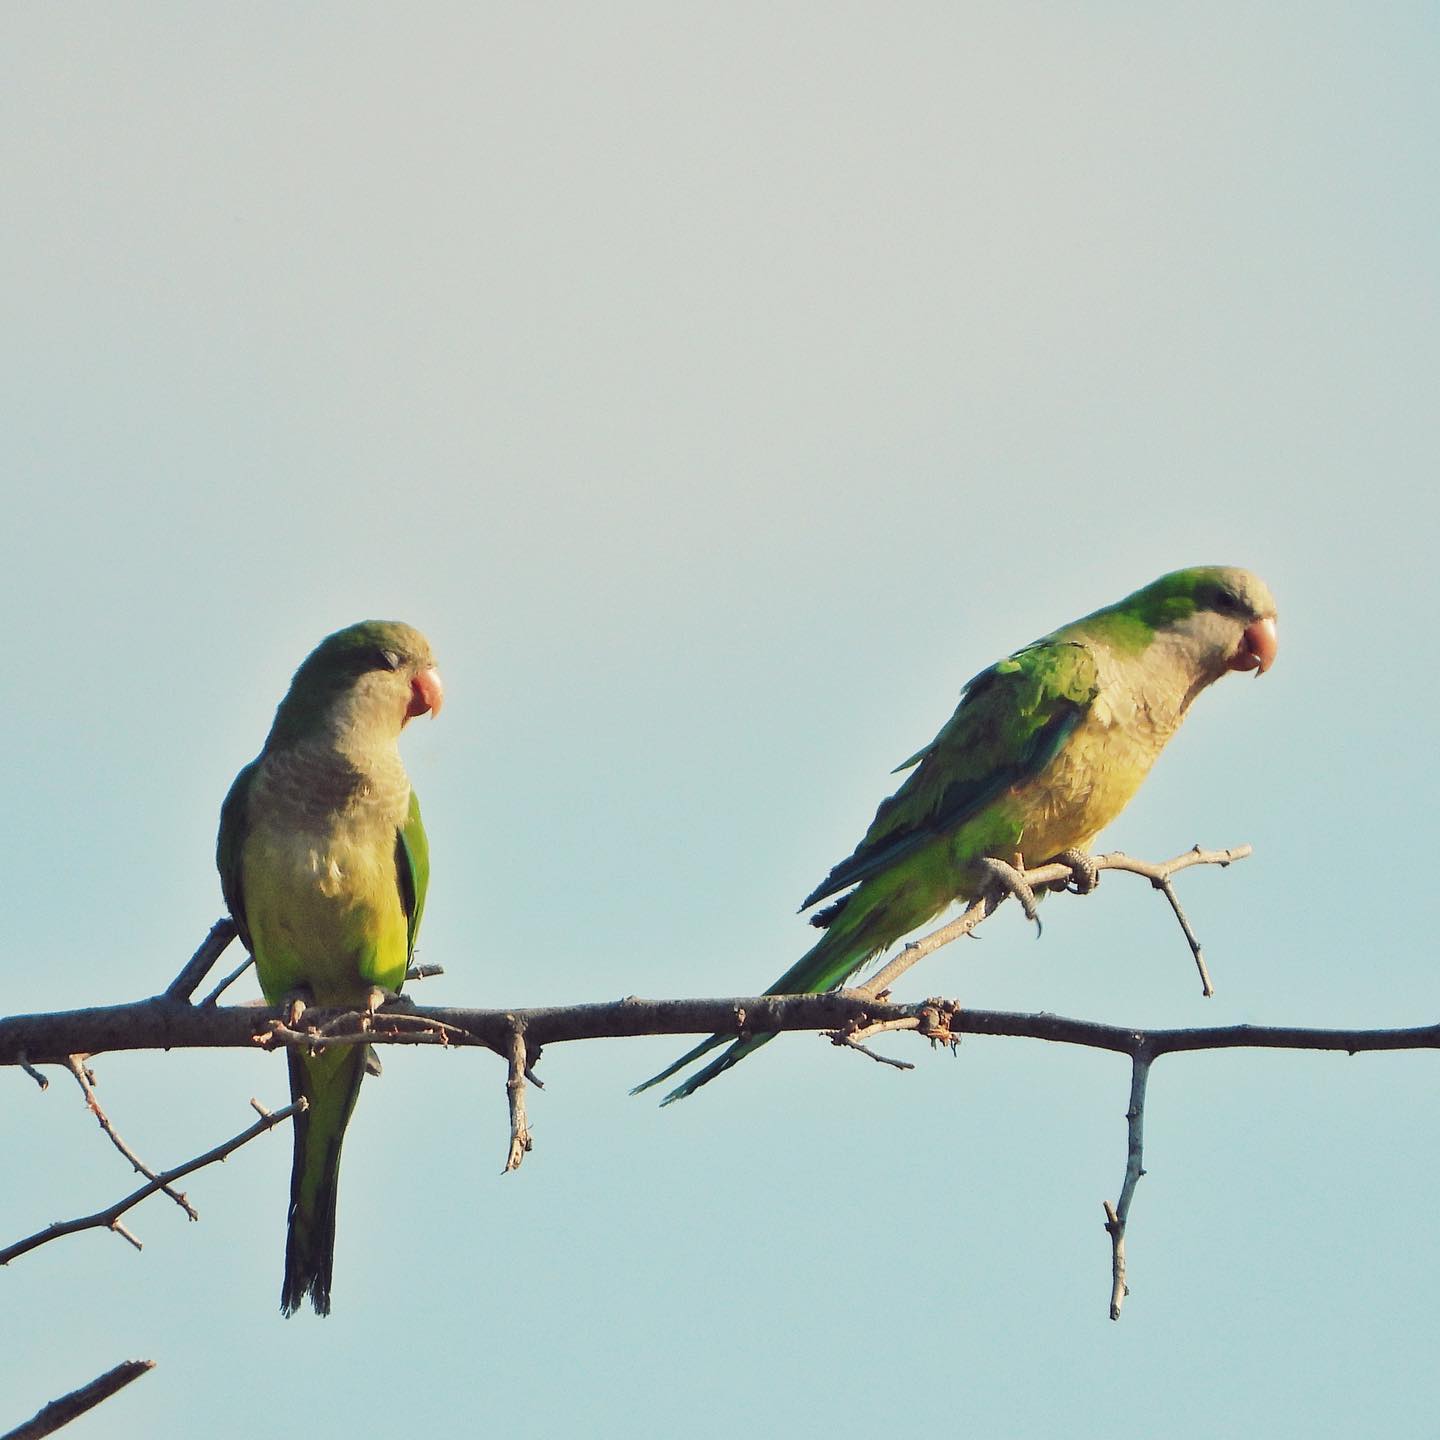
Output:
[
  {"xmin": 378, "ymin": 649, "xmax": 401, "ymax": 671},
  {"xmin": 1213, "ymin": 589, "xmax": 1243, "ymax": 615}
]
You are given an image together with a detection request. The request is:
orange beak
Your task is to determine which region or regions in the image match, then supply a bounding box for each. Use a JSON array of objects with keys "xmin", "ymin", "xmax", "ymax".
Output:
[
  {"xmin": 407, "ymin": 666, "xmax": 445, "ymax": 719},
  {"xmin": 1227, "ymin": 617, "xmax": 1278, "ymax": 675}
]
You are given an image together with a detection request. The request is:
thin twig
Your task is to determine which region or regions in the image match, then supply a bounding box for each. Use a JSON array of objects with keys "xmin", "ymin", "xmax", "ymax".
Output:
[
  {"xmin": 1103, "ymin": 1046, "xmax": 1153, "ymax": 1321},
  {"xmin": 857, "ymin": 846, "xmax": 1250, "ymax": 999},
  {"xmin": 1153, "ymin": 876, "xmax": 1212, "ymax": 994},
  {"xmin": 15, "ymin": 1052, "xmax": 48, "ymax": 1090},
  {"xmin": 259, "ymin": 1009, "xmax": 478, "ymax": 1054},
  {"xmin": 364, "ymin": 1010, "xmax": 474, "ymax": 1040},
  {"xmin": 64, "ymin": 1057, "xmax": 198, "ymax": 1220},
  {"xmin": 2, "ymin": 1359, "xmax": 155, "ymax": 1440},
  {"xmin": 405, "ymin": 962, "xmax": 445, "ymax": 982},
  {"xmin": 199, "ymin": 953, "xmax": 254, "ymax": 1008},
  {"xmin": 0, "ymin": 1098, "xmax": 304, "ymax": 1267},
  {"xmin": 110, "ymin": 1220, "xmax": 143, "ymax": 1253},
  {"xmin": 163, "ymin": 918, "xmax": 237, "ymax": 1002},
  {"xmin": 826, "ymin": 1031, "xmax": 916, "ymax": 1071},
  {"xmin": 839, "ymin": 1015, "xmax": 930, "ymax": 1043},
  {"xmin": 860, "ymin": 896, "xmax": 995, "ymax": 999},
  {"xmin": 824, "ymin": 1001, "xmax": 964, "ymax": 1066},
  {"xmin": 504, "ymin": 1019, "xmax": 533, "ymax": 1173}
]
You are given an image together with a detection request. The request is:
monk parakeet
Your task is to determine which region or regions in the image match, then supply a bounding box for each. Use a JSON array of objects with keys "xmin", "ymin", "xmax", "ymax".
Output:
[
  {"xmin": 217, "ymin": 621, "xmax": 443, "ymax": 1315},
  {"xmin": 637, "ymin": 566, "xmax": 1278, "ymax": 1104}
]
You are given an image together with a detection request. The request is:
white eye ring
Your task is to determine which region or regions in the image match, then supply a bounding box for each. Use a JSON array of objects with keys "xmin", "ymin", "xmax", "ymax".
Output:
[{"xmin": 381, "ymin": 649, "xmax": 401, "ymax": 671}]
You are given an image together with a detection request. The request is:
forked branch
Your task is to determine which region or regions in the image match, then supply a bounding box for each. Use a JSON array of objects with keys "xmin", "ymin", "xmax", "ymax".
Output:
[
  {"xmin": 1103, "ymin": 1047, "xmax": 1153, "ymax": 1320},
  {"xmin": 4, "ymin": 840, "xmax": 1422, "ymax": 1319},
  {"xmin": 0, "ymin": 1099, "xmax": 304, "ymax": 1267}
]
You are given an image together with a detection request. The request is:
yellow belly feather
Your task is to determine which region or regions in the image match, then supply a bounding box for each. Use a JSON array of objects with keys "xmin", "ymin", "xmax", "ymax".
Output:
[
  {"xmin": 243, "ymin": 821, "xmax": 409, "ymax": 1004},
  {"xmin": 1012, "ymin": 669, "xmax": 1183, "ymax": 863}
]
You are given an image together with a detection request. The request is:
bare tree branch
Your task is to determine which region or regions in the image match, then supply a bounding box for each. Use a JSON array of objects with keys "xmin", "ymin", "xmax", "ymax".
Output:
[
  {"xmin": 2, "ymin": 1359, "xmax": 155, "ymax": 1440},
  {"xmin": 503, "ymin": 1019, "xmax": 534, "ymax": 1173},
  {"xmin": 0, "ymin": 1098, "xmax": 304, "ymax": 1267},
  {"xmin": 5, "ymin": 990, "xmax": 1440, "ymax": 1068},
  {"xmin": 199, "ymin": 952, "xmax": 254, "ymax": 1008},
  {"xmin": 0, "ymin": 845, "xmax": 1263, "ymax": 1067},
  {"xmin": 64, "ymin": 1057, "xmax": 199, "ymax": 1220},
  {"xmin": 859, "ymin": 894, "xmax": 994, "ymax": 999},
  {"xmin": 859, "ymin": 845, "xmax": 1248, "ymax": 999},
  {"xmin": 3, "ymin": 841, "xmax": 1428, "ymax": 1318},
  {"xmin": 163, "ymin": 919, "xmax": 238, "ymax": 1002},
  {"xmin": 1103, "ymin": 1045, "xmax": 1153, "ymax": 1320}
]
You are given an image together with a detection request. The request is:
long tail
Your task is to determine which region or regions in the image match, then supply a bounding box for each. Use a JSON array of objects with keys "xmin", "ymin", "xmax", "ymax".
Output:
[
  {"xmin": 281, "ymin": 1043, "xmax": 367, "ymax": 1316},
  {"xmin": 633, "ymin": 871, "xmax": 931, "ymax": 1104}
]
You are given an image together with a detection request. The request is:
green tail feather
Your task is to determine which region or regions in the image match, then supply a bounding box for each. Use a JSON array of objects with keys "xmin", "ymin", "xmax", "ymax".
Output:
[
  {"xmin": 629, "ymin": 1033, "xmax": 732, "ymax": 1097},
  {"xmin": 281, "ymin": 1044, "xmax": 367, "ymax": 1317},
  {"xmin": 653, "ymin": 1034, "xmax": 775, "ymax": 1104},
  {"xmin": 634, "ymin": 883, "xmax": 918, "ymax": 1103}
]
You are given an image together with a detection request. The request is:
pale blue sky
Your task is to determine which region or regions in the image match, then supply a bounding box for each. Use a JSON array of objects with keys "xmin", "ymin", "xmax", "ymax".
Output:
[{"xmin": 3, "ymin": 5, "xmax": 1437, "ymax": 1436}]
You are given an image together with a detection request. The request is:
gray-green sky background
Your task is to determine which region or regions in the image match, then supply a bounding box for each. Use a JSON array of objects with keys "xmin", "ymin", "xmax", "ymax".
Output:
[{"xmin": 4, "ymin": 5, "xmax": 1437, "ymax": 1435}]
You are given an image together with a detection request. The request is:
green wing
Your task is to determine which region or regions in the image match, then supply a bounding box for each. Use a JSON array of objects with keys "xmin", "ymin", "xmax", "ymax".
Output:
[
  {"xmin": 396, "ymin": 789, "xmax": 429, "ymax": 962},
  {"xmin": 216, "ymin": 759, "xmax": 259, "ymax": 952},
  {"xmin": 637, "ymin": 640, "xmax": 1102, "ymax": 1104},
  {"xmin": 800, "ymin": 640, "xmax": 1100, "ymax": 911}
]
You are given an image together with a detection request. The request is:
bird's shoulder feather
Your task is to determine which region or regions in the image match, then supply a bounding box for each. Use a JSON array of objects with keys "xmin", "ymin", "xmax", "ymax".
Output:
[{"xmin": 216, "ymin": 758, "xmax": 260, "ymax": 952}]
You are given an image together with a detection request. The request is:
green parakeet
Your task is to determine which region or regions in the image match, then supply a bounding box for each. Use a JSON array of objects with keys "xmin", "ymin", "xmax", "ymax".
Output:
[
  {"xmin": 217, "ymin": 621, "xmax": 443, "ymax": 1316},
  {"xmin": 637, "ymin": 566, "xmax": 1278, "ymax": 1104}
]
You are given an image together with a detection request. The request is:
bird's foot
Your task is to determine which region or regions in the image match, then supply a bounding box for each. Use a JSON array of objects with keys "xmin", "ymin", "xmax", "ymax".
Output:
[
  {"xmin": 360, "ymin": 988, "xmax": 408, "ymax": 1073},
  {"xmin": 977, "ymin": 856, "xmax": 1042, "ymax": 935},
  {"xmin": 281, "ymin": 989, "xmax": 313, "ymax": 1028},
  {"xmin": 363, "ymin": 985, "xmax": 405, "ymax": 1015},
  {"xmin": 1052, "ymin": 848, "xmax": 1101, "ymax": 896}
]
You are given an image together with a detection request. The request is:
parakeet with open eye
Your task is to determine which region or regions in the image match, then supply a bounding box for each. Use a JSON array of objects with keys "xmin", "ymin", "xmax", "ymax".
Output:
[
  {"xmin": 217, "ymin": 621, "xmax": 442, "ymax": 1314},
  {"xmin": 637, "ymin": 567, "xmax": 1277, "ymax": 1104}
]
